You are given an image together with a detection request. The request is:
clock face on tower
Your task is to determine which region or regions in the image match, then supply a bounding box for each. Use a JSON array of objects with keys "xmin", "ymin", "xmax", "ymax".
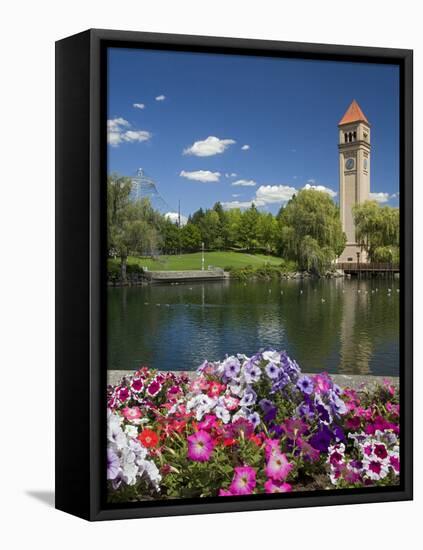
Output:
[{"xmin": 345, "ymin": 158, "xmax": 355, "ymax": 171}]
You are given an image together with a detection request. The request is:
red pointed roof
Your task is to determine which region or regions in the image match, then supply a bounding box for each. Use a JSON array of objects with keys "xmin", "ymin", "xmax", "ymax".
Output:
[{"xmin": 339, "ymin": 100, "xmax": 369, "ymax": 126}]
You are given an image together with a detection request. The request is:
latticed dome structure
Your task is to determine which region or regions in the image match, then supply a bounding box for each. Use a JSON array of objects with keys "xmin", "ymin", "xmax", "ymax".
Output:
[{"xmin": 129, "ymin": 168, "xmax": 170, "ymax": 213}]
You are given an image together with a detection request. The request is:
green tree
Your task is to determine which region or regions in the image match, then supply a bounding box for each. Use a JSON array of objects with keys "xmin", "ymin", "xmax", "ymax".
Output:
[
  {"xmin": 277, "ymin": 189, "xmax": 346, "ymax": 274},
  {"xmin": 257, "ymin": 212, "xmax": 278, "ymax": 253},
  {"xmin": 181, "ymin": 223, "xmax": 202, "ymax": 252},
  {"xmin": 226, "ymin": 208, "xmax": 243, "ymax": 248},
  {"xmin": 239, "ymin": 204, "xmax": 260, "ymax": 250},
  {"xmin": 353, "ymin": 201, "xmax": 399, "ymax": 263},
  {"xmin": 200, "ymin": 210, "xmax": 221, "ymax": 249},
  {"xmin": 161, "ymin": 218, "xmax": 180, "ymax": 255},
  {"xmin": 107, "ymin": 173, "xmax": 161, "ymax": 280}
]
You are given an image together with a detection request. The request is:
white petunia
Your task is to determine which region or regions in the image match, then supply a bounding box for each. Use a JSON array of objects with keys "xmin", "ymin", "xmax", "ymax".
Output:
[
  {"xmin": 125, "ymin": 425, "xmax": 139, "ymax": 438},
  {"xmin": 262, "ymin": 350, "xmax": 281, "ymax": 364}
]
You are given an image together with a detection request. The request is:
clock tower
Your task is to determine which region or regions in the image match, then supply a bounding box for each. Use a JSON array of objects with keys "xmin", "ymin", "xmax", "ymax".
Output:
[{"xmin": 338, "ymin": 100, "xmax": 371, "ymax": 263}]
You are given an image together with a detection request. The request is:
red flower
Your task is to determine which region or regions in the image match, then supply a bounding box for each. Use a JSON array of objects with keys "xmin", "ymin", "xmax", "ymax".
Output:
[
  {"xmin": 138, "ymin": 429, "xmax": 159, "ymax": 448},
  {"xmin": 249, "ymin": 434, "xmax": 262, "ymax": 446},
  {"xmin": 207, "ymin": 381, "xmax": 225, "ymax": 398}
]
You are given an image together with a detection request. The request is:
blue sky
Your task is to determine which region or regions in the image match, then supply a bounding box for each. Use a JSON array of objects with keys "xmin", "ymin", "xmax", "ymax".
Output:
[{"xmin": 107, "ymin": 47, "xmax": 399, "ymax": 219}]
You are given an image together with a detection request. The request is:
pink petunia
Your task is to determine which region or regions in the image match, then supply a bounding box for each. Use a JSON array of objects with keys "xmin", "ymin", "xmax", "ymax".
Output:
[
  {"xmin": 313, "ymin": 373, "xmax": 331, "ymax": 394},
  {"xmin": 187, "ymin": 430, "xmax": 214, "ymax": 462},
  {"xmin": 264, "ymin": 438, "xmax": 281, "ymax": 459},
  {"xmin": 198, "ymin": 415, "xmax": 218, "ymax": 431},
  {"xmin": 121, "ymin": 406, "xmax": 142, "ymax": 421},
  {"xmin": 264, "ymin": 480, "xmax": 292, "ymax": 493},
  {"xmin": 265, "ymin": 452, "xmax": 293, "ymax": 481},
  {"xmin": 229, "ymin": 466, "xmax": 257, "ymax": 496}
]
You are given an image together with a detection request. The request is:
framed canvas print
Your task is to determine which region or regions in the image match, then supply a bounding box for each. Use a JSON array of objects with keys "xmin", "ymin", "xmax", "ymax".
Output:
[{"xmin": 55, "ymin": 29, "xmax": 413, "ymax": 521}]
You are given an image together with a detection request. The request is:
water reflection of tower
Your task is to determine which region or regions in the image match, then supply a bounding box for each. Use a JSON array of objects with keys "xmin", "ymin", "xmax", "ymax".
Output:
[{"xmin": 338, "ymin": 281, "xmax": 373, "ymax": 375}]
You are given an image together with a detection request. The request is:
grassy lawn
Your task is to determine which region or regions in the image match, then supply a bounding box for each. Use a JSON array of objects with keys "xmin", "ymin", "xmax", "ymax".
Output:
[{"xmin": 109, "ymin": 251, "xmax": 285, "ymax": 272}]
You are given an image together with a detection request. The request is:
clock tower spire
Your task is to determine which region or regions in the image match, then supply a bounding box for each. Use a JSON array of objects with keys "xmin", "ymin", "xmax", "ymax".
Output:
[{"xmin": 338, "ymin": 100, "xmax": 371, "ymax": 263}]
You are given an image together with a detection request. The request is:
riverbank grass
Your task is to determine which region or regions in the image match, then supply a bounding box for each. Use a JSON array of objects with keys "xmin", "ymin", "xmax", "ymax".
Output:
[{"xmin": 108, "ymin": 251, "xmax": 289, "ymax": 273}]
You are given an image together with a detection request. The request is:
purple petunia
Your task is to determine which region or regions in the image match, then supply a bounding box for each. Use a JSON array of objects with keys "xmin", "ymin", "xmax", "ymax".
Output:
[
  {"xmin": 107, "ymin": 448, "xmax": 120, "ymax": 480},
  {"xmin": 265, "ymin": 362, "xmax": 281, "ymax": 380},
  {"xmin": 243, "ymin": 362, "xmax": 262, "ymax": 384},
  {"xmin": 297, "ymin": 375, "xmax": 314, "ymax": 395},
  {"xmin": 224, "ymin": 358, "xmax": 241, "ymax": 379},
  {"xmin": 240, "ymin": 387, "xmax": 257, "ymax": 407}
]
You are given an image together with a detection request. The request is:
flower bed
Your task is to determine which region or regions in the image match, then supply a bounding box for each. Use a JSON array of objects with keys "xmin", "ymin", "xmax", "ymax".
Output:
[{"xmin": 107, "ymin": 351, "xmax": 399, "ymax": 502}]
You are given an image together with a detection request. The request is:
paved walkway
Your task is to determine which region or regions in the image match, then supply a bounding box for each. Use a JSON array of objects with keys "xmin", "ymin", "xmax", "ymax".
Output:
[{"xmin": 107, "ymin": 369, "xmax": 399, "ymax": 390}]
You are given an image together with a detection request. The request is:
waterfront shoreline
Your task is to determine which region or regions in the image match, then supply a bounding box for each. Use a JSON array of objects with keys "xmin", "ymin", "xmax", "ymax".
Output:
[{"xmin": 107, "ymin": 269, "xmax": 345, "ymax": 286}]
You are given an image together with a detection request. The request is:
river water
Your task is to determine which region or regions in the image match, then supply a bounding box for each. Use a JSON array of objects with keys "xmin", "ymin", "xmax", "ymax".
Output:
[{"xmin": 107, "ymin": 278, "xmax": 399, "ymax": 376}]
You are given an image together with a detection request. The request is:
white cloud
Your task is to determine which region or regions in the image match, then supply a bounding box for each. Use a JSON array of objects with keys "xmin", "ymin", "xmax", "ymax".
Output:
[
  {"xmin": 241, "ymin": 144, "xmax": 250, "ymax": 151},
  {"xmin": 370, "ymin": 192, "xmax": 390, "ymax": 203},
  {"xmin": 155, "ymin": 95, "xmax": 166, "ymax": 101},
  {"xmin": 303, "ymin": 183, "xmax": 337, "ymax": 198},
  {"xmin": 232, "ymin": 194, "xmax": 241, "ymax": 198},
  {"xmin": 107, "ymin": 117, "xmax": 130, "ymax": 132},
  {"xmin": 165, "ymin": 212, "xmax": 188, "ymax": 226},
  {"xmin": 225, "ymin": 173, "xmax": 238, "ymax": 178},
  {"xmin": 222, "ymin": 200, "xmax": 256, "ymax": 210},
  {"xmin": 255, "ymin": 184, "xmax": 297, "ymax": 205},
  {"xmin": 179, "ymin": 170, "xmax": 221, "ymax": 183},
  {"xmin": 232, "ymin": 179, "xmax": 257, "ymax": 187},
  {"xmin": 107, "ymin": 118, "xmax": 151, "ymax": 147},
  {"xmin": 133, "ymin": 103, "xmax": 145, "ymax": 109},
  {"xmin": 222, "ymin": 184, "xmax": 296, "ymax": 210},
  {"xmin": 183, "ymin": 136, "xmax": 236, "ymax": 157}
]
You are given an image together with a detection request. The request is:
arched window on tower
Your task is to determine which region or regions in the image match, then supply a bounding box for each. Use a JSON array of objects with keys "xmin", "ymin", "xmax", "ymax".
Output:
[
  {"xmin": 348, "ymin": 132, "xmax": 353, "ymax": 142},
  {"xmin": 353, "ymin": 131, "xmax": 357, "ymax": 141},
  {"xmin": 344, "ymin": 132, "xmax": 348, "ymax": 143}
]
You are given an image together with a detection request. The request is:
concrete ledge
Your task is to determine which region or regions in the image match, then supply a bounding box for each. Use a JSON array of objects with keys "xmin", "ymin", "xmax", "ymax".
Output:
[
  {"xmin": 107, "ymin": 369, "xmax": 399, "ymax": 390},
  {"xmin": 143, "ymin": 270, "xmax": 227, "ymax": 283}
]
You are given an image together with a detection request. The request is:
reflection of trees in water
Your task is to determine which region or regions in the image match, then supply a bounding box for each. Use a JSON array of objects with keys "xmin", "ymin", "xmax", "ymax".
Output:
[
  {"xmin": 338, "ymin": 280, "xmax": 399, "ymax": 375},
  {"xmin": 108, "ymin": 279, "xmax": 400, "ymax": 375},
  {"xmin": 280, "ymin": 279, "xmax": 344, "ymax": 372}
]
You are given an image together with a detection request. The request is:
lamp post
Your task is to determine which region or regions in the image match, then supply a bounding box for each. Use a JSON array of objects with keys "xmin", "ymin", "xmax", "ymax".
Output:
[{"xmin": 201, "ymin": 242, "xmax": 205, "ymax": 271}]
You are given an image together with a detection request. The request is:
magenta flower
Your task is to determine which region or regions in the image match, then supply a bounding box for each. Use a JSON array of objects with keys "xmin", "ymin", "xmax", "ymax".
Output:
[
  {"xmin": 265, "ymin": 452, "xmax": 293, "ymax": 481},
  {"xmin": 389, "ymin": 452, "xmax": 400, "ymax": 473},
  {"xmin": 146, "ymin": 379, "xmax": 162, "ymax": 397},
  {"xmin": 229, "ymin": 466, "xmax": 256, "ymax": 496},
  {"xmin": 187, "ymin": 430, "xmax": 214, "ymax": 462},
  {"xmin": 312, "ymin": 373, "xmax": 332, "ymax": 394},
  {"xmin": 198, "ymin": 415, "xmax": 218, "ymax": 431},
  {"xmin": 264, "ymin": 438, "xmax": 281, "ymax": 459},
  {"xmin": 131, "ymin": 378, "xmax": 144, "ymax": 393},
  {"xmin": 117, "ymin": 386, "xmax": 129, "ymax": 402},
  {"xmin": 264, "ymin": 480, "xmax": 292, "ymax": 493}
]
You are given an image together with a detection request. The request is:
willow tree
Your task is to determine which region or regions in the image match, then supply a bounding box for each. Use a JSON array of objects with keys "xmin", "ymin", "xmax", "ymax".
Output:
[
  {"xmin": 107, "ymin": 173, "xmax": 162, "ymax": 280},
  {"xmin": 353, "ymin": 201, "xmax": 399, "ymax": 263},
  {"xmin": 277, "ymin": 189, "xmax": 346, "ymax": 274}
]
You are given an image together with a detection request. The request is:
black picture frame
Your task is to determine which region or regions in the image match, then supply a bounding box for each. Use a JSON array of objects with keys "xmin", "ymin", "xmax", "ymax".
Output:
[{"xmin": 55, "ymin": 28, "xmax": 413, "ymax": 521}]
